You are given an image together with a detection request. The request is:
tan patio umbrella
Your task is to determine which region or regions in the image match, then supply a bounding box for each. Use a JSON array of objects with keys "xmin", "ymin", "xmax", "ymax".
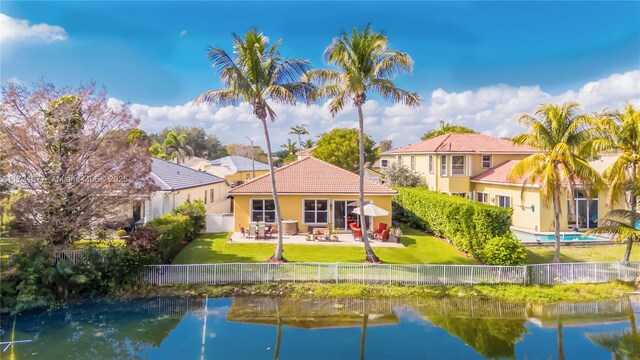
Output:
[{"xmin": 351, "ymin": 204, "xmax": 389, "ymax": 217}]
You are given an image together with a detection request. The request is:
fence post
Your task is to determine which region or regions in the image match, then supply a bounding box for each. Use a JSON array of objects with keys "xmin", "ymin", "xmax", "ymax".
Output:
[
  {"xmin": 294, "ymin": 263, "xmax": 297, "ymax": 283},
  {"xmin": 415, "ymin": 265, "xmax": 419, "ymax": 286},
  {"xmin": 362, "ymin": 263, "xmax": 365, "ymax": 284},
  {"xmin": 498, "ymin": 267, "xmax": 503, "ymax": 284},
  {"xmin": 240, "ymin": 263, "xmax": 244, "ymax": 284},
  {"xmin": 186, "ymin": 266, "xmax": 190, "ymax": 285},
  {"xmin": 547, "ymin": 264, "xmax": 551, "ymax": 285},
  {"xmin": 470, "ymin": 266, "xmax": 475, "ymax": 285},
  {"xmin": 522, "ymin": 265, "xmax": 527, "ymax": 285},
  {"xmin": 335, "ymin": 263, "xmax": 339, "ymax": 283},
  {"xmin": 571, "ymin": 263, "xmax": 574, "ymax": 283}
]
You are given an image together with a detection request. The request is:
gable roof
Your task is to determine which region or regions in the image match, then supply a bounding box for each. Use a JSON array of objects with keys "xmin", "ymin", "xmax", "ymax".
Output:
[
  {"xmin": 295, "ymin": 147, "xmax": 316, "ymax": 157},
  {"xmin": 211, "ymin": 156, "xmax": 270, "ymax": 173},
  {"xmin": 381, "ymin": 133, "xmax": 539, "ymax": 155},
  {"xmin": 470, "ymin": 160, "xmax": 524, "ymax": 185},
  {"xmin": 228, "ymin": 157, "xmax": 396, "ymax": 195},
  {"xmin": 151, "ymin": 158, "xmax": 226, "ymax": 191}
]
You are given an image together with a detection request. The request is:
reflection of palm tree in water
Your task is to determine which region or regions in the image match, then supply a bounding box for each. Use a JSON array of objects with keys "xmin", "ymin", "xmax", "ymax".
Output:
[
  {"xmin": 588, "ymin": 306, "xmax": 640, "ymax": 359},
  {"xmin": 557, "ymin": 318, "xmax": 565, "ymax": 360},
  {"xmin": 274, "ymin": 301, "xmax": 282, "ymax": 360},
  {"xmin": 360, "ymin": 313, "xmax": 369, "ymax": 360}
]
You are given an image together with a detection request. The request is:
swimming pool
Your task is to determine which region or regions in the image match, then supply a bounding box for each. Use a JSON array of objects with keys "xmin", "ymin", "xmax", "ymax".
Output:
[{"xmin": 512, "ymin": 230, "xmax": 607, "ymax": 243}]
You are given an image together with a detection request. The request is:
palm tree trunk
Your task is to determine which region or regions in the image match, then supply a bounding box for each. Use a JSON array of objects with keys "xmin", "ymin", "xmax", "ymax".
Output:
[
  {"xmin": 553, "ymin": 190, "xmax": 562, "ymax": 263},
  {"xmin": 624, "ymin": 163, "xmax": 637, "ymax": 262},
  {"xmin": 357, "ymin": 104, "xmax": 379, "ymax": 263},
  {"xmin": 260, "ymin": 118, "xmax": 285, "ymax": 261},
  {"xmin": 359, "ymin": 313, "xmax": 368, "ymax": 360}
]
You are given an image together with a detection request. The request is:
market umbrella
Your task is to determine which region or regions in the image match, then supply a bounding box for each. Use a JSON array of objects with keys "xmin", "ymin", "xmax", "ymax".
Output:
[{"xmin": 351, "ymin": 204, "xmax": 389, "ymax": 217}]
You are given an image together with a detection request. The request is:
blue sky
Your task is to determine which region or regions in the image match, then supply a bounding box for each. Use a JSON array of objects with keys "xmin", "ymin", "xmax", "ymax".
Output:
[{"xmin": 1, "ymin": 1, "xmax": 639, "ymax": 145}]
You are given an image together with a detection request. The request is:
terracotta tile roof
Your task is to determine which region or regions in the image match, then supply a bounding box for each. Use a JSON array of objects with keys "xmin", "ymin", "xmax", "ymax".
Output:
[
  {"xmin": 470, "ymin": 160, "xmax": 525, "ymax": 185},
  {"xmin": 295, "ymin": 147, "xmax": 316, "ymax": 157},
  {"xmin": 381, "ymin": 133, "xmax": 539, "ymax": 155},
  {"xmin": 228, "ymin": 157, "xmax": 396, "ymax": 195}
]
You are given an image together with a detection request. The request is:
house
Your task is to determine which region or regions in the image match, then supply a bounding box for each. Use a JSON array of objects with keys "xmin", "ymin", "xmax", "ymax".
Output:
[
  {"xmin": 199, "ymin": 156, "xmax": 270, "ymax": 185},
  {"xmin": 143, "ymin": 158, "xmax": 230, "ymax": 223},
  {"xmin": 296, "ymin": 146, "xmax": 383, "ymax": 184},
  {"xmin": 380, "ymin": 133, "xmax": 623, "ymax": 234},
  {"xmin": 227, "ymin": 157, "xmax": 396, "ymax": 233}
]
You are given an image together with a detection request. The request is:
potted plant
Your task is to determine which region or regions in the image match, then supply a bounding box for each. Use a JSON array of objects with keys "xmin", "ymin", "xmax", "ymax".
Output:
[{"xmin": 389, "ymin": 227, "xmax": 402, "ymax": 243}]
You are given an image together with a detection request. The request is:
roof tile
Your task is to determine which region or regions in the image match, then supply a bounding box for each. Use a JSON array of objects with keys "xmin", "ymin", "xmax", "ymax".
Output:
[{"xmin": 381, "ymin": 133, "xmax": 539, "ymax": 155}]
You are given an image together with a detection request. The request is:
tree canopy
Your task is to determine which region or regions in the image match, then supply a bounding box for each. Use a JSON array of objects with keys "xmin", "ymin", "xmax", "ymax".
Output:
[
  {"xmin": 313, "ymin": 128, "xmax": 378, "ymax": 172},
  {"xmin": 421, "ymin": 120, "xmax": 477, "ymax": 140},
  {"xmin": 150, "ymin": 126, "xmax": 227, "ymax": 160}
]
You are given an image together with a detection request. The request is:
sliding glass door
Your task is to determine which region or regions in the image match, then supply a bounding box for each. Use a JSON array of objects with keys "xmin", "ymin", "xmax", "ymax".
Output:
[{"xmin": 333, "ymin": 200, "xmax": 371, "ymax": 231}]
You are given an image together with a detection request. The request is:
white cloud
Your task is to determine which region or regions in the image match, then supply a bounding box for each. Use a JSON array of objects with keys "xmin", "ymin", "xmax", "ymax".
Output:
[
  {"xmin": 122, "ymin": 69, "xmax": 640, "ymax": 148},
  {"xmin": 0, "ymin": 13, "xmax": 68, "ymax": 44},
  {"xmin": 179, "ymin": 30, "xmax": 187, "ymax": 37}
]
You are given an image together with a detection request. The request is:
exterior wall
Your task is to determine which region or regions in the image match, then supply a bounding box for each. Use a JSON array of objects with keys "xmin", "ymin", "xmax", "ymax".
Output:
[
  {"xmin": 144, "ymin": 182, "xmax": 231, "ymax": 223},
  {"xmin": 471, "ymin": 182, "xmax": 542, "ymax": 232},
  {"xmin": 232, "ymin": 194, "xmax": 393, "ymax": 234},
  {"xmin": 226, "ymin": 170, "xmax": 269, "ymax": 185}
]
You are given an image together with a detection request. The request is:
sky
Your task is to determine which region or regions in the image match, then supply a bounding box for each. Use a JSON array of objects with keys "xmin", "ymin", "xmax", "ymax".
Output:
[{"xmin": 1, "ymin": 1, "xmax": 639, "ymax": 149}]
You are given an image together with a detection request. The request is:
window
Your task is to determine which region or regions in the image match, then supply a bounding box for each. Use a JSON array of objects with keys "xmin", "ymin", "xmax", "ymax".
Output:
[
  {"xmin": 410, "ymin": 156, "xmax": 416, "ymax": 171},
  {"xmin": 251, "ymin": 199, "xmax": 276, "ymax": 223},
  {"xmin": 440, "ymin": 156, "xmax": 447, "ymax": 177},
  {"xmin": 304, "ymin": 199, "xmax": 328, "ymax": 224},
  {"xmin": 476, "ymin": 192, "xmax": 489, "ymax": 203},
  {"xmin": 451, "ymin": 156, "xmax": 466, "ymax": 176},
  {"xmin": 429, "ymin": 156, "xmax": 434, "ymax": 174},
  {"xmin": 482, "ymin": 155, "xmax": 492, "ymax": 168},
  {"xmin": 209, "ymin": 188, "xmax": 215, "ymax": 203},
  {"xmin": 186, "ymin": 193, "xmax": 191, "ymax": 202},
  {"xmin": 397, "ymin": 156, "xmax": 403, "ymax": 165},
  {"xmin": 381, "ymin": 159, "xmax": 389, "ymax": 168},
  {"xmin": 246, "ymin": 173, "xmax": 251, "ymax": 181},
  {"xmin": 497, "ymin": 195, "xmax": 511, "ymax": 208},
  {"xmin": 204, "ymin": 190, "xmax": 208, "ymax": 204}
]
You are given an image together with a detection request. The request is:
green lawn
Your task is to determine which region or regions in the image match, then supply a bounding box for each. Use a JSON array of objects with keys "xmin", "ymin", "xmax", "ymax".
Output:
[
  {"xmin": 526, "ymin": 244, "xmax": 640, "ymax": 264},
  {"xmin": 172, "ymin": 227, "xmax": 477, "ymax": 265}
]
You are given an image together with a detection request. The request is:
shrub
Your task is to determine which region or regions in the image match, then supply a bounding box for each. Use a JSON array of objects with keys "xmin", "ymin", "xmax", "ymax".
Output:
[
  {"xmin": 145, "ymin": 214, "xmax": 191, "ymax": 262},
  {"xmin": 481, "ymin": 234, "xmax": 527, "ymax": 266},
  {"xmin": 95, "ymin": 228, "xmax": 107, "ymax": 241},
  {"xmin": 173, "ymin": 200, "xmax": 206, "ymax": 239},
  {"xmin": 115, "ymin": 229, "xmax": 127, "ymax": 239},
  {"xmin": 382, "ymin": 163, "xmax": 425, "ymax": 187},
  {"xmin": 393, "ymin": 188, "xmax": 512, "ymax": 260}
]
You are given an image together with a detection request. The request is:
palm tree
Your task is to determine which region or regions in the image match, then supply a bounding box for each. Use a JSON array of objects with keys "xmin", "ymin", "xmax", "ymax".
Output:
[
  {"xmin": 163, "ymin": 131, "xmax": 194, "ymax": 164},
  {"xmin": 194, "ymin": 29, "xmax": 313, "ymax": 261},
  {"xmin": 587, "ymin": 104, "xmax": 640, "ymax": 261},
  {"xmin": 421, "ymin": 120, "xmax": 476, "ymax": 140},
  {"xmin": 289, "ymin": 124, "xmax": 309, "ymax": 146},
  {"xmin": 302, "ymin": 139, "xmax": 315, "ymax": 149},
  {"xmin": 305, "ymin": 24, "xmax": 421, "ymax": 263},
  {"xmin": 509, "ymin": 102, "xmax": 603, "ymax": 263},
  {"xmin": 281, "ymin": 139, "xmax": 298, "ymax": 156}
]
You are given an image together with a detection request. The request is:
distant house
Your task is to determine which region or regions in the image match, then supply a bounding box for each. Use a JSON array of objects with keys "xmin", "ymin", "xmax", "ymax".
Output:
[
  {"xmin": 143, "ymin": 158, "xmax": 230, "ymax": 223},
  {"xmin": 227, "ymin": 157, "xmax": 396, "ymax": 233},
  {"xmin": 295, "ymin": 146, "xmax": 315, "ymax": 161},
  {"xmin": 187, "ymin": 155, "xmax": 270, "ymax": 186}
]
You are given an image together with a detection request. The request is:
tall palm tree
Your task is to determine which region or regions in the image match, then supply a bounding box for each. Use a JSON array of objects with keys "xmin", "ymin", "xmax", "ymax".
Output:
[
  {"xmin": 163, "ymin": 131, "xmax": 194, "ymax": 164},
  {"xmin": 587, "ymin": 104, "xmax": 640, "ymax": 261},
  {"xmin": 289, "ymin": 124, "xmax": 309, "ymax": 146},
  {"xmin": 305, "ymin": 24, "xmax": 421, "ymax": 263},
  {"xmin": 509, "ymin": 102, "xmax": 603, "ymax": 263},
  {"xmin": 194, "ymin": 29, "xmax": 313, "ymax": 261}
]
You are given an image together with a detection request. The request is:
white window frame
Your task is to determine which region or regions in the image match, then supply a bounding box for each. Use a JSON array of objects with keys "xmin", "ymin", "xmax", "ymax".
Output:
[
  {"xmin": 497, "ymin": 195, "xmax": 511, "ymax": 208},
  {"xmin": 482, "ymin": 155, "xmax": 492, "ymax": 168},
  {"xmin": 381, "ymin": 159, "xmax": 389, "ymax": 168},
  {"xmin": 210, "ymin": 187, "xmax": 215, "ymax": 203},
  {"xmin": 428, "ymin": 155, "xmax": 434, "ymax": 174},
  {"xmin": 440, "ymin": 155, "xmax": 448, "ymax": 177},
  {"xmin": 251, "ymin": 199, "xmax": 276, "ymax": 223},
  {"xmin": 410, "ymin": 156, "xmax": 416, "ymax": 171},
  {"xmin": 476, "ymin": 192, "xmax": 489, "ymax": 203},
  {"xmin": 451, "ymin": 155, "xmax": 466, "ymax": 176},
  {"xmin": 303, "ymin": 199, "xmax": 329, "ymax": 224}
]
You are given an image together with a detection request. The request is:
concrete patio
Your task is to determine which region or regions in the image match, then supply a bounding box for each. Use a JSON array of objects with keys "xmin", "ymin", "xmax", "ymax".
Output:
[{"xmin": 228, "ymin": 232, "xmax": 405, "ymax": 248}]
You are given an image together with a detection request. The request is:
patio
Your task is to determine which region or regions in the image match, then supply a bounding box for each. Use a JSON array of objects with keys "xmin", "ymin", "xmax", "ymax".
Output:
[{"xmin": 228, "ymin": 232, "xmax": 405, "ymax": 248}]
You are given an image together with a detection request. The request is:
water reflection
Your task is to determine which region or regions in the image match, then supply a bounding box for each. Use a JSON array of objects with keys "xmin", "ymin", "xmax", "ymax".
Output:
[{"xmin": 1, "ymin": 296, "xmax": 639, "ymax": 359}]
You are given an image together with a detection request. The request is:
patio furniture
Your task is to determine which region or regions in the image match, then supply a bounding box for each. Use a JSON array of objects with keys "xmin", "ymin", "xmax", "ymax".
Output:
[
  {"xmin": 240, "ymin": 225, "xmax": 247, "ymax": 238},
  {"xmin": 352, "ymin": 229, "xmax": 363, "ymax": 241},
  {"xmin": 248, "ymin": 224, "xmax": 256, "ymax": 239},
  {"xmin": 257, "ymin": 224, "xmax": 266, "ymax": 239},
  {"xmin": 265, "ymin": 226, "xmax": 275, "ymax": 239},
  {"xmin": 376, "ymin": 229, "xmax": 390, "ymax": 242},
  {"xmin": 282, "ymin": 220, "xmax": 298, "ymax": 235},
  {"xmin": 373, "ymin": 223, "xmax": 387, "ymax": 235},
  {"xmin": 312, "ymin": 227, "xmax": 331, "ymax": 241}
]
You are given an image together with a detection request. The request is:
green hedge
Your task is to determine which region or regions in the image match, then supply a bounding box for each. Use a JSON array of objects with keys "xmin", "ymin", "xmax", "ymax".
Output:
[{"xmin": 393, "ymin": 187, "xmax": 513, "ymax": 260}]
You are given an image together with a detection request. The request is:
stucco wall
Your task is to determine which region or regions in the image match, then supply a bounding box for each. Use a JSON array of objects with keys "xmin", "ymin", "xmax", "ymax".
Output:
[{"xmin": 144, "ymin": 182, "xmax": 231, "ymax": 223}]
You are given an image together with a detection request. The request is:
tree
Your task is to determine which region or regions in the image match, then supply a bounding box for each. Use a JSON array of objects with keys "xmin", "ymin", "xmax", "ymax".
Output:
[
  {"xmin": 227, "ymin": 143, "xmax": 269, "ymax": 164},
  {"xmin": 0, "ymin": 82, "xmax": 155, "ymax": 247},
  {"xmin": 163, "ymin": 131, "xmax": 194, "ymax": 164},
  {"xmin": 508, "ymin": 102, "xmax": 603, "ymax": 263},
  {"xmin": 382, "ymin": 162, "xmax": 425, "ymax": 187},
  {"xmin": 379, "ymin": 140, "xmax": 393, "ymax": 153},
  {"xmin": 302, "ymin": 139, "xmax": 315, "ymax": 149},
  {"xmin": 289, "ymin": 124, "xmax": 309, "ymax": 146},
  {"xmin": 587, "ymin": 104, "xmax": 640, "ymax": 261},
  {"xmin": 280, "ymin": 139, "xmax": 299, "ymax": 157},
  {"xmin": 151, "ymin": 126, "xmax": 227, "ymax": 159},
  {"xmin": 421, "ymin": 120, "xmax": 477, "ymax": 140},
  {"xmin": 313, "ymin": 129, "xmax": 378, "ymax": 172},
  {"xmin": 194, "ymin": 29, "xmax": 313, "ymax": 262},
  {"xmin": 305, "ymin": 24, "xmax": 421, "ymax": 262}
]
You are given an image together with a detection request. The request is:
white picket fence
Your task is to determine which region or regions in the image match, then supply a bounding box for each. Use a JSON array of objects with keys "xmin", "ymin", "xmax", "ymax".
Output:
[
  {"xmin": 527, "ymin": 261, "xmax": 640, "ymax": 285},
  {"xmin": 53, "ymin": 249, "xmax": 115, "ymax": 264}
]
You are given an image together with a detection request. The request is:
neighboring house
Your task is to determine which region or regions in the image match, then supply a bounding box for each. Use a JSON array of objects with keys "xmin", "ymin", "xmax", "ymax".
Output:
[
  {"xmin": 295, "ymin": 147, "xmax": 315, "ymax": 161},
  {"xmin": 205, "ymin": 156, "xmax": 270, "ymax": 185},
  {"xmin": 227, "ymin": 157, "xmax": 396, "ymax": 233},
  {"xmin": 144, "ymin": 158, "xmax": 230, "ymax": 223},
  {"xmin": 380, "ymin": 133, "xmax": 623, "ymax": 233}
]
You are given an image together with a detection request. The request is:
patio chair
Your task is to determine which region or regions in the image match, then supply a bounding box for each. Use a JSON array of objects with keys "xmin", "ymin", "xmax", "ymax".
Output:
[
  {"xmin": 373, "ymin": 223, "xmax": 387, "ymax": 235},
  {"xmin": 257, "ymin": 226, "xmax": 266, "ymax": 239},
  {"xmin": 248, "ymin": 224, "xmax": 256, "ymax": 239},
  {"xmin": 352, "ymin": 229, "xmax": 363, "ymax": 241},
  {"xmin": 376, "ymin": 229, "xmax": 390, "ymax": 242},
  {"xmin": 265, "ymin": 226, "xmax": 275, "ymax": 239}
]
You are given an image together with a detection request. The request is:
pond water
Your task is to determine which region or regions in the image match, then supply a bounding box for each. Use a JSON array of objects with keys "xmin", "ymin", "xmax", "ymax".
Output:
[{"xmin": 1, "ymin": 296, "xmax": 639, "ymax": 359}]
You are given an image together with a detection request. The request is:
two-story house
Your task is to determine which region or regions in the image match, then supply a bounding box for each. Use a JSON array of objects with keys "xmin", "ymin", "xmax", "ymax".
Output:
[{"xmin": 380, "ymin": 133, "xmax": 622, "ymax": 235}]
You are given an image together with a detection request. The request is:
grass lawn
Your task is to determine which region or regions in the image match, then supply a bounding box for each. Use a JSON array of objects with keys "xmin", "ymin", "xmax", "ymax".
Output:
[
  {"xmin": 172, "ymin": 227, "xmax": 476, "ymax": 265},
  {"xmin": 526, "ymin": 244, "xmax": 640, "ymax": 264}
]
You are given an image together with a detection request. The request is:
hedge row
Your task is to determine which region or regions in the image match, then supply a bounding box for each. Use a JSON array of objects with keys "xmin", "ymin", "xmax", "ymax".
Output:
[
  {"xmin": 140, "ymin": 200, "xmax": 206, "ymax": 263},
  {"xmin": 393, "ymin": 187, "xmax": 514, "ymax": 261}
]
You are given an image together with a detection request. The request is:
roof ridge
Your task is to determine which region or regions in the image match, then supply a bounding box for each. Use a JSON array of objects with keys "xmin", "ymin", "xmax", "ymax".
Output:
[
  {"xmin": 227, "ymin": 157, "xmax": 309, "ymax": 193},
  {"xmin": 305, "ymin": 156, "xmax": 386, "ymax": 188},
  {"xmin": 151, "ymin": 172, "xmax": 172, "ymax": 191},
  {"xmin": 152, "ymin": 157, "xmax": 226, "ymax": 183}
]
